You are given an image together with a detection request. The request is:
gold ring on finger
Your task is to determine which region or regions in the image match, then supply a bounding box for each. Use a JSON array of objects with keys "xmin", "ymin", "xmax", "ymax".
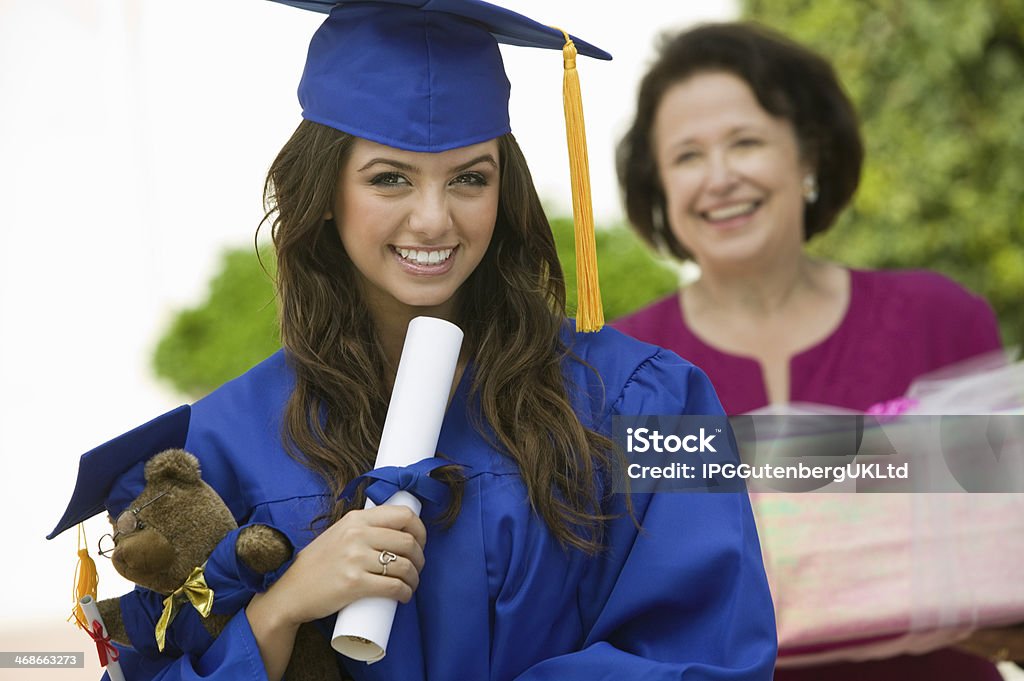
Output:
[{"xmin": 378, "ymin": 550, "xmax": 398, "ymax": 577}]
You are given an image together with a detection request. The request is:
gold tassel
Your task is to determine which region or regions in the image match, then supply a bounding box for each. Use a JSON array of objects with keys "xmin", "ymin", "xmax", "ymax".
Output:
[
  {"xmin": 554, "ymin": 28, "xmax": 603, "ymax": 332},
  {"xmin": 70, "ymin": 523, "xmax": 99, "ymax": 630}
]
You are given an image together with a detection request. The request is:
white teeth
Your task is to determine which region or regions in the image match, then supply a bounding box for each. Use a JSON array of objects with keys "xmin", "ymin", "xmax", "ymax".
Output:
[
  {"xmin": 395, "ymin": 247, "xmax": 454, "ymax": 265},
  {"xmin": 706, "ymin": 202, "xmax": 757, "ymax": 221}
]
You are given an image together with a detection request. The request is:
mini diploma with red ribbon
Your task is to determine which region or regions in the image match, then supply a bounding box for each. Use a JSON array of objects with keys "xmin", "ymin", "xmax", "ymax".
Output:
[
  {"xmin": 79, "ymin": 595, "xmax": 126, "ymax": 681},
  {"xmin": 87, "ymin": 619, "xmax": 120, "ymax": 666}
]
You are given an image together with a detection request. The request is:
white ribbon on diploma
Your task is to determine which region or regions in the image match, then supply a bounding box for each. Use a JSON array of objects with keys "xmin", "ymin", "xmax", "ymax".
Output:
[
  {"xmin": 332, "ymin": 316, "xmax": 464, "ymax": 663},
  {"xmin": 79, "ymin": 595, "xmax": 126, "ymax": 681}
]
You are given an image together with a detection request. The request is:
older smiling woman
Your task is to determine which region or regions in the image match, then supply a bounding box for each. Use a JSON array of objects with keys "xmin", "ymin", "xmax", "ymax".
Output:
[
  {"xmin": 613, "ymin": 21, "xmax": 1005, "ymax": 681},
  {"xmin": 614, "ymin": 21, "xmax": 1001, "ymax": 417}
]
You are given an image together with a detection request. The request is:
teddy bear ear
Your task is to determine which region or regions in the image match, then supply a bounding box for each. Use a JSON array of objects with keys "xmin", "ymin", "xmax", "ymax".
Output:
[{"xmin": 143, "ymin": 448, "xmax": 203, "ymax": 486}]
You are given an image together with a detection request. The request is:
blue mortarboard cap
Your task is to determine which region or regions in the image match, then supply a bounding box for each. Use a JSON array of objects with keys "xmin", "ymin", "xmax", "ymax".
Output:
[
  {"xmin": 269, "ymin": 0, "xmax": 611, "ymax": 151},
  {"xmin": 47, "ymin": 406, "xmax": 191, "ymax": 540}
]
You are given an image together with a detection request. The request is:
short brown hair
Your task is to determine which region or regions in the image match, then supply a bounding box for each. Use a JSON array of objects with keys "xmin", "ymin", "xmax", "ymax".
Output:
[{"xmin": 617, "ymin": 22, "xmax": 864, "ymax": 259}]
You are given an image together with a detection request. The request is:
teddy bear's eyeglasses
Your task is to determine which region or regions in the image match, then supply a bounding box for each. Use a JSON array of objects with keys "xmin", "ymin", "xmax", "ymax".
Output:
[{"xmin": 97, "ymin": 491, "xmax": 170, "ymax": 558}]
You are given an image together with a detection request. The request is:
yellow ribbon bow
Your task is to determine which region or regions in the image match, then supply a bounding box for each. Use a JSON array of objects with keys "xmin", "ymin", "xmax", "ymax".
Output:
[{"xmin": 155, "ymin": 564, "xmax": 215, "ymax": 652}]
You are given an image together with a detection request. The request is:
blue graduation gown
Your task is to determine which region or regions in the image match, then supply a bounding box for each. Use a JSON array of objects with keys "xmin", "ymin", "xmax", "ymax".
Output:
[{"xmin": 107, "ymin": 327, "xmax": 777, "ymax": 680}]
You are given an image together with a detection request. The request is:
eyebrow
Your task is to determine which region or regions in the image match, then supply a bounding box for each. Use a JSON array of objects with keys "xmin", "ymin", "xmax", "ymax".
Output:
[
  {"xmin": 452, "ymin": 154, "xmax": 499, "ymax": 173},
  {"xmin": 356, "ymin": 154, "xmax": 498, "ymax": 174},
  {"xmin": 357, "ymin": 158, "xmax": 417, "ymax": 173},
  {"xmin": 673, "ymin": 125, "xmax": 763, "ymax": 147}
]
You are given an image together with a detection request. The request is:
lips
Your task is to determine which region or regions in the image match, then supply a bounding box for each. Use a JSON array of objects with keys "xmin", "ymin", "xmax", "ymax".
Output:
[
  {"xmin": 390, "ymin": 245, "xmax": 459, "ymax": 276},
  {"xmin": 701, "ymin": 201, "xmax": 761, "ymax": 222}
]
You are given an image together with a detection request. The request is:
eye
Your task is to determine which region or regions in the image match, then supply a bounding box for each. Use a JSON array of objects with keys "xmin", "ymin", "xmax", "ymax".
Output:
[
  {"xmin": 673, "ymin": 150, "xmax": 701, "ymax": 165},
  {"xmin": 450, "ymin": 171, "xmax": 487, "ymax": 187},
  {"xmin": 734, "ymin": 137, "xmax": 763, "ymax": 149},
  {"xmin": 370, "ymin": 172, "xmax": 410, "ymax": 187}
]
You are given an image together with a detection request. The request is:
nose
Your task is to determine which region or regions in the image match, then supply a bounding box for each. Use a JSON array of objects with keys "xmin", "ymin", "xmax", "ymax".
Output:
[
  {"xmin": 704, "ymin": 149, "xmax": 738, "ymax": 194},
  {"xmin": 407, "ymin": 189, "xmax": 452, "ymax": 240}
]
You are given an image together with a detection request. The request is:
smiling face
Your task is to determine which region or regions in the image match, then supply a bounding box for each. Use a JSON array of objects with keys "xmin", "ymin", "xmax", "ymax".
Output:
[
  {"xmin": 331, "ymin": 137, "xmax": 500, "ymax": 322},
  {"xmin": 653, "ymin": 71, "xmax": 811, "ymax": 272}
]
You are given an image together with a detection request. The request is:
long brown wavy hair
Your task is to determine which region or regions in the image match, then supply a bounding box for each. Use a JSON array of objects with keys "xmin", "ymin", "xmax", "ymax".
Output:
[{"xmin": 262, "ymin": 121, "xmax": 614, "ymax": 552}]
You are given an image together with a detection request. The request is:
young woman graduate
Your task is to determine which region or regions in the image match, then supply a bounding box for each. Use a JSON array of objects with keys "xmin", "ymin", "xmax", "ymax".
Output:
[{"xmin": 48, "ymin": 2, "xmax": 777, "ymax": 679}]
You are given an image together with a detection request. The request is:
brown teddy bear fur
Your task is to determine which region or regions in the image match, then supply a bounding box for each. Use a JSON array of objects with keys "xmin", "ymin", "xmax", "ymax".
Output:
[{"xmin": 96, "ymin": 448, "xmax": 342, "ymax": 681}]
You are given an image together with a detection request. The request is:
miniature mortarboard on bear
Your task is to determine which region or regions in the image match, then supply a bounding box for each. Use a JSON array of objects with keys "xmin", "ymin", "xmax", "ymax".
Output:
[{"xmin": 49, "ymin": 406, "xmax": 192, "ymax": 541}]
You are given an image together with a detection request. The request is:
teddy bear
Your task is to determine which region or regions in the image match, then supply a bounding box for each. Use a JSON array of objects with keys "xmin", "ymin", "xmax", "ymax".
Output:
[{"xmin": 95, "ymin": 448, "xmax": 343, "ymax": 681}]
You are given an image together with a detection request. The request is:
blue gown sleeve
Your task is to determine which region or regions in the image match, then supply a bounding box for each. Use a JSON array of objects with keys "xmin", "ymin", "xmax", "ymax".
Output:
[
  {"xmin": 103, "ymin": 610, "xmax": 271, "ymax": 681},
  {"xmin": 515, "ymin": 349, "xmax": 778, "ymax": 680},
  {"xmin": 206, "ymin": 524, "xmax": 296, "ymax": 615}
]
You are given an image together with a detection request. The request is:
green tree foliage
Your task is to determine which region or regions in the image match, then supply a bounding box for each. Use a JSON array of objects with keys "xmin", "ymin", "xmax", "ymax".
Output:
[
  {"xmin": 743, "ymin": 0, "xmax": 1024, "ymax": 346},
  {"xmin": 153, "ymin": 220, "xmax": 676, "ymax": 397},
  {"xmin": 549, "ymin": 216, "xmax": 678, "ymax": 322},
  {"xmin": 153, "ymin": 247, "xmax": 279, "ymax": 396}
]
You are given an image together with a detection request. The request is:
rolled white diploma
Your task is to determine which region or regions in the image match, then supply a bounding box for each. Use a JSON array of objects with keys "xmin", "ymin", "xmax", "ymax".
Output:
[
  {"xmin": 79, "ymin": 595, "xmax": 126, "ymax": 681},
  {"xmin": 331, "ymin": 316, "xmax": 464, "ymax": 662}
]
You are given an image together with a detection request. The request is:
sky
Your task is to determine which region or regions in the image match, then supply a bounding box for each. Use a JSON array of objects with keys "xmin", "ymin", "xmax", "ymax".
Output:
[{"xmin": 0, "ymin": 0, "xmax": 736, "ymax": 644}]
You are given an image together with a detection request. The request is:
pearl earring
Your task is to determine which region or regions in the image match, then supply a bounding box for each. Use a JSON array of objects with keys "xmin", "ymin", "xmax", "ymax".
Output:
[{"xmin": 802, "ymin": 174, "xmax": 819, "ymax": 204}]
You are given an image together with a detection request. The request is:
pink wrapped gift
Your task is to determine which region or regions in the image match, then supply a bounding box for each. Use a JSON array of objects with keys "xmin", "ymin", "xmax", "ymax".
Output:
[
  {"xmin": 750, "ymin": 355, "xmax": 1024, "ymax": 667},
  {"xmin": 753, "ymin": 492, "xmax": 1024, "ymax": 667}
]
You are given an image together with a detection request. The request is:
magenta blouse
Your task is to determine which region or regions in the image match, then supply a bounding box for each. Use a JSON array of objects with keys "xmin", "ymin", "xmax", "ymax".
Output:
[
  {"xmin": 613, "ymin": 268, "xmax": 1006, "ymax": 681},
  {"xmin": 613, "ymin": 268, "xmax": 1002, "ymax": 415}
]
